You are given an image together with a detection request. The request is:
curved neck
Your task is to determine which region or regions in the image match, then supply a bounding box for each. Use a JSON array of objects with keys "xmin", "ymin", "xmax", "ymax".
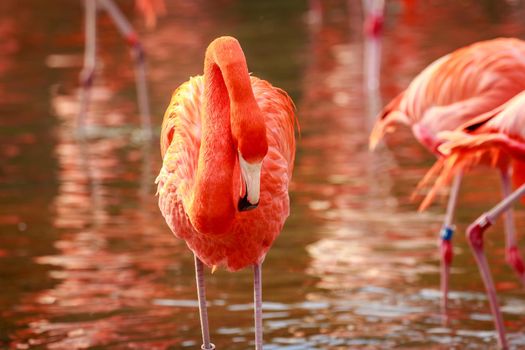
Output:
[
  {"xmin": 205, "ymin": 39, "xmax": 256, "ymax": 107},
  {"xmin": 188, "ymin": 37, "xmax": 256, "ymax": 235}
]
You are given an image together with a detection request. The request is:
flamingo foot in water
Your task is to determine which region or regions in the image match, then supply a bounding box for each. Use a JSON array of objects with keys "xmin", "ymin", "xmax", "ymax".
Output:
[
  {"xmin": 440, "ymin": 228, "xmax": 453, "ymax": 311},
  {"xmin": 467, "ymin": 219, "xmax": 508, "ymax": 350},
  {"xmin": 506, "ymin": 245, "xmax": 525, "ymax": 286}
]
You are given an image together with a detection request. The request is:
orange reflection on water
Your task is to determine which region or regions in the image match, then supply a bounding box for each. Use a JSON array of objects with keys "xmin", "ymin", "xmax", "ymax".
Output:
[{"xmin": 3, "ymin": 1, "xmax": 525, "ymax": 349}]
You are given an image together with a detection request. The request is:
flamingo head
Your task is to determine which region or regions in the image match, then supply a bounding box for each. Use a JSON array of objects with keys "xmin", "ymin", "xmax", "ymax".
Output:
[
  {"xmin": 369, "ymin": 111, "xmax": 410, "ymax": 150},
  {"xmin": 231, "ymin": 103, "xmax": 268, "ymax": 212},
  {"xmin": 369, "ymin": 92, "xmax": 409, "ymax": 150}
]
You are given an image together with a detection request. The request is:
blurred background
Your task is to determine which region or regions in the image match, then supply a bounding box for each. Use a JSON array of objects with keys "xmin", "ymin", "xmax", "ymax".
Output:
[{"xmin": 1, "ymin": 0, "xmax": 525, "ymax": 348}]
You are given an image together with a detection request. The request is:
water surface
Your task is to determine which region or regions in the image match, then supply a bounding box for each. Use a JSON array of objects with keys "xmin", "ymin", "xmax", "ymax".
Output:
[{"xmin": 1, "ymin": 0, "xmax": 525, "ymax": 349}]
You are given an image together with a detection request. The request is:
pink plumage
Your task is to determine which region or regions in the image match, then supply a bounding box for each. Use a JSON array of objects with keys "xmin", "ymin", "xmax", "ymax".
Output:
[{"xmin": 156, "ymin": 75, "xmax": 296, "ymax": 271}]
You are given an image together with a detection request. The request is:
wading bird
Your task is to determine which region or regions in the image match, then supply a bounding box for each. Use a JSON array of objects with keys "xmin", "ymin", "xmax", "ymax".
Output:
[
  {"xmin": 369, "ymin": 38, "xmax": 525, "ymax": 310},
  {"xmin": 78, "ymin": 0, "xmax": 165, "ymax": 133},
  {"xmin": 156, "ymin": 36, "xmax": 296, "ymax": 350},
  {"xmin": 420, "ymin": 91, "xmax": 525, "ymax": 349}
]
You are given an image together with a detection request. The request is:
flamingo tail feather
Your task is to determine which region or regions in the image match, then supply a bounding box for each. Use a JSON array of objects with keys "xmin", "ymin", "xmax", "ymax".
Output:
[{"xmin": 417, "ymin": 132, "xmax": 509, "ymax": 211}]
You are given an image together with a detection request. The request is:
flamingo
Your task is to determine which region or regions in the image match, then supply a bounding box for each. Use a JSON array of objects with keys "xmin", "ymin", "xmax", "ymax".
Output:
[
  {"xmin": 369, "ymin": 38, "xmax": 525, "ymax": 310},
  {"xmin": 78, "ymin": 0, "xmax": 165, "ymax": 133},
  {"xmin": 156, "ymin": 36, "xmax": 296, "ymax": 349},
  {"xmin": 419, "ymin": 91, "xmax": 525, "ymax": 349}
]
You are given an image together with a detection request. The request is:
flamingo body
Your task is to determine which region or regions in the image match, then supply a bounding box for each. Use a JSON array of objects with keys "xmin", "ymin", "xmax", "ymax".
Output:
[
  {"xmin": 422, "ymin": 90, "xmax": 525, "ymax": 204},
  {"xmin": 369, "ymin": 37, "xmax": 525, "ymax": 324},
  {"xmin": 436, "ymin": 90, "xmax": 525, "ymax": 169},
  {"xmin": 156, "ymin": 65, "xmax": 295, "ymax": 272},
  {"xmin": 370, "ymin": 38, "xmax": 525, "ymax": 153}
]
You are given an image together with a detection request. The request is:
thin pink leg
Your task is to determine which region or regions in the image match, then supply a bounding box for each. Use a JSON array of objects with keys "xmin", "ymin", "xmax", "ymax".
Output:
[
  {"xmin": 440, "ymin": 172, "xmax": 462, "ymax": 312},
  {"xmin": 253, "ymin": 263, "xmax": 263, "ymax": 350},
  {"xmin": 362, "ymin": 0, "xmax": 385, "ymax": 38},
  {"xmin": 194, "ymin": 255, "xmax": 215, "ymax": 350},
  {"xmin": 466, "ymin": 182, "xmax": 525, "ymax": 349},
  {"xmin": 78, "ymin": 0, "xmax": 97, "ymax": 129},
  {"xmin": 97, "ymin": 0, "xmax": 152, "ymax": 137},
  {"xmin": 500, "ymin": 168, "xmax": 525, "ymax": 285}
]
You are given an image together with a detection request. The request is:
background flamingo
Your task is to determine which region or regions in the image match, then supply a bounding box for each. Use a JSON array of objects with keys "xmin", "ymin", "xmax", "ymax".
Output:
[
  {"xmin": 419, "ymin": 90, "xmax": 525, "ymax": 349},
  {"xmin": 78, "ymin": 0, "xmax": 165, "ymax": 133},
  {"xmin": 156, "ymin": 36, "xmax": 296, "ymax": 349},
  {"xmin": 369, "ymin": 38, "xmax": 525, "ymax": 310}
]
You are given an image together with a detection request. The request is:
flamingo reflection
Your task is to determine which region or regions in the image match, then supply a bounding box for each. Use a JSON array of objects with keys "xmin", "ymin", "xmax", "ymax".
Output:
[
  {"xmin": 10, "ymin": 125, "xmax": 183, "ymax": 348},
  {"xmin": 77, "ymin": 0, "xmax": 165, "ymax": 136}
]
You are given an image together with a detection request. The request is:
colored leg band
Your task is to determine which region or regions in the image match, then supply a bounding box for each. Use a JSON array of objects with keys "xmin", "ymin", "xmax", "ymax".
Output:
[{"xmin": 441, "ymin": 226, "xmax": 454, "ymax": 241}]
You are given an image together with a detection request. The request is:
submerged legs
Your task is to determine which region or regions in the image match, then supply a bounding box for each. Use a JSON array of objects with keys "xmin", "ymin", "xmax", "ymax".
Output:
[
  {"xmin": 500, "ymin": 168, "xmax": 525, "ymax": 285},
  {"xmin": 194, "ymin": 255, "xmax": 215, "ymax": 350},
  {"xmin": 191, "ymin": 257, "xmax": 265, "ymax": 349},
  {"xmin": 253, "ymin": 263, "xmax": 263, "ymax": 350},
  {"xmin": 466, "ymin": 182, "xmax": 525, "ymax": 349},
  {"xmin": 78, "ymin": 0, "xmax": 97, "ymax": 129}
]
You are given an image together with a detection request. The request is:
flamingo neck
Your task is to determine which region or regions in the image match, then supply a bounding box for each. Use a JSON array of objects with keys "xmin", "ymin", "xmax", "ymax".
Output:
[{"xmin": 189, "ymin": 37, "xmax": 257, "ymax": 235}]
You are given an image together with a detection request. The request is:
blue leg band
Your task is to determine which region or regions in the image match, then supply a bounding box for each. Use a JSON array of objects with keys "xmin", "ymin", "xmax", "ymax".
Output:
[{"xmin": 441, "ymin": 226, "xmax": 454, "ymax": 241}]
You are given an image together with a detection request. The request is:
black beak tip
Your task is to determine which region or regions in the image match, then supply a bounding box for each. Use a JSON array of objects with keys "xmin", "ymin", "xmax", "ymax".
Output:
[{"xmin": 238, "ymin": 194, "xmax": 259, "ymax": 212}]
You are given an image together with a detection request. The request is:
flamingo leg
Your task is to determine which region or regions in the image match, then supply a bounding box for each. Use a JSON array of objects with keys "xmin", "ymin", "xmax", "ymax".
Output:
[
  {"xmin": 253, "ymin": 263, "xmax": 263, "ymax": 350},
  {"xmin": 500, "ymin": 168, "xmax": 525, "ymax": 285},
  {"xmin": 96, "ymin": 0, "xmax": 152, "ymax": 136},
  {"xmin": 440, "ymin": 171, "xmax": 462, "ymax": 311},
  {"xmin": 194, "ymin": 255, "xmax": 215, "ymax": 350},
  {"xmin": 362, "ymin": 0, "xmax": 385, "ymax": 37},
  {"xmin": 78, "ymin": 0, "xmax": 97, "ymax": 129},
  {"xmin": 466, "ymin": 183, "xmax": 525, "ymax": 349}
]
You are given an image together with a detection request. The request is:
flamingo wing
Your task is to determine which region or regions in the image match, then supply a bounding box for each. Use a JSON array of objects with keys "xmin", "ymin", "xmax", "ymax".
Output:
[
  {"xmin": 412, "ymin": 38, "xmax": 525, "ymax": 133},
  {"xmin": 370, "ymin": 38, "xmax": 525, "ymax": 150},
  {"xmin": 417, "ymin": 91, "xmax": 525, "ymax": 210},
  {"xmin": 156, "ymin": 76, "xmax": 297, "ymax": 270},
  {"xmin": 251, "ymin": 77, "xmax": 297, "ymax": 174},
  {"xmin": 157, "ymin": 76, "xmax": 203, "ymax": 239}
]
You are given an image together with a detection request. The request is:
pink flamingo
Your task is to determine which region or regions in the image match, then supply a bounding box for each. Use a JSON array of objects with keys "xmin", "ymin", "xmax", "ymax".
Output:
[
  {"xmin": 156, "ymin": 36, "xmax": 296, "ymax": 349},
  {"xmin": 369, "ymin": 38, "xmax": 525, "ymax": 310},
  {"xmin": 78, "ymin": 0, "xmax": 165, "ymax": 133},
  {"xmin": 420, "ymin": 90, "xmax": 525, "ymax": 349}
]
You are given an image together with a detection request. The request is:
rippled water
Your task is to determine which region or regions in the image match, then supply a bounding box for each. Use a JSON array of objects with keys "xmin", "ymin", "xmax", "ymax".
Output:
[{"xmin": 1, "ymin": 0, "xmax": 525, "ymax": 349}]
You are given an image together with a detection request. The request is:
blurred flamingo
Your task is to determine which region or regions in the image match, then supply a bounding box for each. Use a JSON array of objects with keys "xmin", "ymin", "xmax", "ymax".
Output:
[
  {"xmin": 419, "ymin": 91, "xmax": 525, "ymax": 349},
  {"xmin": 369, "ymin": 38, "xmax": 525, "ymax": 310},
  {"xmin": 78, "ymin": 0, "xmax": 165, "ymax": 134},
  {"xmin": 156, "ymin": 36, "xmax": 296, "ymax": 349}
]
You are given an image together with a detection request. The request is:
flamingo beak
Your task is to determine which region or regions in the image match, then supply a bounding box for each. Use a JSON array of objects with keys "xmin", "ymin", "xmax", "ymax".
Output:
[{"xmin": 238, "ymin": 153, "xmax": 262, "ymax": 212}]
